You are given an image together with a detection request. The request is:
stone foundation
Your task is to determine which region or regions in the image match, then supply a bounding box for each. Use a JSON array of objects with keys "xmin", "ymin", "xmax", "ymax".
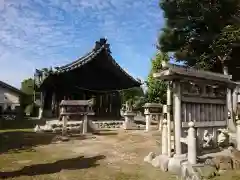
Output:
[{"xmin": 93, "ymin": 121, "xmax": 124, "ymax": 129}]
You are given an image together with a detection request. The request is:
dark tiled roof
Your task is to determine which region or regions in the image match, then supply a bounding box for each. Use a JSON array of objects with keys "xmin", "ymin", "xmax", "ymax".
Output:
[
  {"xmin": 36, "ymin": 38, "xmax": 141, "ymax": 87},
  {"xmin": 0, "ymin": 80, "xmax": 23, "ymax": 95}
]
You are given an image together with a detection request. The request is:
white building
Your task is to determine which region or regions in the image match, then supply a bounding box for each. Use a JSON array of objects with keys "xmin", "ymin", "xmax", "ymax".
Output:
[{"xmin": 0, "ymin": 81, "xmax": 23, "ymax": 113}]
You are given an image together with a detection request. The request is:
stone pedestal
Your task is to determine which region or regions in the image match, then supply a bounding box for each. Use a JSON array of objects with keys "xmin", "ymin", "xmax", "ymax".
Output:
[
  {"xmin": 151, "ymin": 154, "xmax": 170, "ymax": 172},
  {"xmin": 123, "ymin": 111, "xmax": 136, "ymax": 130},
  {"xmin": 168, "ymin": 154, "xmax": 187, "ymax": 174}
]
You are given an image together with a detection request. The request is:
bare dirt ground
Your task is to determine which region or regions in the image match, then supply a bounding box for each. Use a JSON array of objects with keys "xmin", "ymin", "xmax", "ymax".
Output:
[{"xmin": 0, "ymin": 129, "xmax": 175, "ymax": 180}]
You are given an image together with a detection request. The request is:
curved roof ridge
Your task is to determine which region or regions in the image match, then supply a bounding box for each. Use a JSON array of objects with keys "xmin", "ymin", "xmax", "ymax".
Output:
[
  {"xmin": 54, "ymin": 46, "xmax": 104, "ymax": 73},
  {"xmin": 107, "ymin": 54, "xmax": 141, "ymax": 85},
  {"xmin": 56, "ymin": 51, "xmax": 94, "ymax": 70},
  {"xmin": 54, "ymin": 38, "xmax": 108, "ymax": 72}
]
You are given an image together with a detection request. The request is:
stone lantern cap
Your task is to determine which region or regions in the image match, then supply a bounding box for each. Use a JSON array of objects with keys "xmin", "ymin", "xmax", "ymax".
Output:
[
  {"xmin": 60, "ymin": 100, "xmax": 93, "ymax": 107},
  {"xmin": 143, "ymin": 103, "xmax": 162, "ymax": 108},
  {"xmin": 59, "ymin": 100, "xmax": 95, "ymax": 116},
  {"xmin": 123, "ymin": 111, "xmax": 136, "ymax": 117},
  {"xmin": 143, "ymin": 103, "xmax": 162, "ymax": 115}
]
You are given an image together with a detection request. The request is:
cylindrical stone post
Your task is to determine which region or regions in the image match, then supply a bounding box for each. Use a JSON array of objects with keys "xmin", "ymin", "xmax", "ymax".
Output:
[
  {"xmin": 146, "ymin": 114, "xmax": 151, "ymax": 132},
  {"xmin": 61, "ymin": 106, "xmax": 67, "ymax": 136},
  {"xmin": 174, "ymin": 82, "xmax": 182, "ymax": 155},
  {"xmin": 62, "ymin": 116, "xmax": 67, "ymax": 136},
  {"xmin": 162, "ymin": 119, "xmax": 168, "ymax": 155},
  {"xmin": 167, "ymin": 82, "xmax": 172, "ymax": 157},
  {"xmin": 236, "ymin": 120, "xmax": 240, "ymax": 151},
  {"xmin": 188, "ymin": 121, "xmax": 197, "ymax": 164},
  {"xmin": 82, "ymin": 114, "xmax": 88, "ymax": 134},
  {"xmin": 158, "ymin": 114, "xmax": 164, "ymax": 131}
]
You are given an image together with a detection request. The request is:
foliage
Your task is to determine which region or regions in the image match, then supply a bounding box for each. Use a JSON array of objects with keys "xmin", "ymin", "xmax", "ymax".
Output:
[
  {"xmin": 21, "ymin": 78, "xmax": 35, "ymax": 95},
  {"xmin": 120, "ymin": 87, "xmax": 144, "ymax": 104},
  {"xmin": 133, "ymin": 96, "xmax": 147, "ymax": 111},
  {"xmin": 20, "ymin": 78, "xmax": 35, "ymax": 114},
  {"xmin": 120, "ymin": 86, "xmax": 146, "ymax": 111},
  {"xmin": 146, "ymin": 52, "xmax": 168, "ymax": 104},
  {"xmin": 158, "ymin": 0, "xmax": 240, "ymax": 75}
]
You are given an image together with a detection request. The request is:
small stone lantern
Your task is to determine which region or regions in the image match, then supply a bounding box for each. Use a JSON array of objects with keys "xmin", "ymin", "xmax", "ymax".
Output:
[
  {"xmin": 143, "ymin": 103, "xmax": 162, "ymax": 132},
  {"xmin": 122, "ymin": 111, "xmax": 136, "ymax": 130}
]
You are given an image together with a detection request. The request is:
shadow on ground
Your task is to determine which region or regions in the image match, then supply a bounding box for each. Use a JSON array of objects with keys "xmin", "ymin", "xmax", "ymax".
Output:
[
  {"xmin": 93, "ymin": 131, "xmax": 118, "ymax": 136},
  {"xmin": 0, "ymin": 129, "xmax": 120, "ymax": 153},
  {"xmin": 0, "ymin": 155, "xmax": 105, "ymax": 179},
  {"xmin": 0, "ymin": 131, "xmax": 56, "ymax": 153}
]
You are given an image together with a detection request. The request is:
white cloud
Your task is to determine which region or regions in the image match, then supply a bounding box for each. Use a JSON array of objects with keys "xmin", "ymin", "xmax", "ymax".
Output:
[{"xmin": 0, "ymin": 0, "xmax": 162, "ymax": 88}]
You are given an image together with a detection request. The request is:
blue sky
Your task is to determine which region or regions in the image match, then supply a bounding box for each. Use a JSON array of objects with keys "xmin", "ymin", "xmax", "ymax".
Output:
[{"xmin": 0, "ymin": 0, "xmax": 164, "ymax": 88}]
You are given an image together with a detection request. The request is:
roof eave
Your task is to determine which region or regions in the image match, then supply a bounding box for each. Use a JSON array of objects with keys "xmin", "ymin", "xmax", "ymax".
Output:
[{"xmin": 0, "ymin": 81, "xmax": 24, "ymax": 95}]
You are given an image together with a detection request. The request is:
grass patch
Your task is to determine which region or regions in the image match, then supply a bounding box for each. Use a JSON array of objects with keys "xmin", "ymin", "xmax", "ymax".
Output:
[{"xmin": 0, "ymin": 129, "xmax": 174, "ymax": 180}]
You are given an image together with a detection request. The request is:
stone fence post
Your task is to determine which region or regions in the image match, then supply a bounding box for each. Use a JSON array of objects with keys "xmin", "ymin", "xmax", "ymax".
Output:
[
  {"xmin": 188, "ymin": 121, "xmax": 197, "ymax": 164},
  {"xmin": 162, "ymin": 119, "xmax": 168, "ymax": 155},
  {"xmin": 237, "ymin": 120, "xmax": 240, "ymax": 151},
  {"xmin": 82, "ymin": 114, "xmax": 88, "ymax": 134},
  {"xmin": 158, "ymin": 114, "xmax": 164, "ymax": 132},
  {"xmin": 144, "ymin": 111, "xmax": 151, "ymax": 132}
]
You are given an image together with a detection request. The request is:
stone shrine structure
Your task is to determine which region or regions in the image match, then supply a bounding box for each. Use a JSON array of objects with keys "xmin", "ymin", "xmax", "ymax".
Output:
[
  {"xmin": 59, "ymin": 99, "xmax": 95, "ymax": 135},
  {"xmin": 143, "ymin": 62, "xmax": 239, "ymax": 177},
  {"xmin": 153, "ymin": 62, "xmax": 237, "ymax": 156}
]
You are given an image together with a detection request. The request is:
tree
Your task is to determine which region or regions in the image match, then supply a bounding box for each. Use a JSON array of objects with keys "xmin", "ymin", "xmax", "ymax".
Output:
[
  {"xmin": 20, "ymin": 78, "xmax": 35, "ymax": 115},
  {"xmin": 158, "ymin": 0, "xmax": 240, "ymax": 78},
  {"xmin": 120, "ymin": 87, "xmax": 144, "ymax": 104},
  {"xmin": 21, "ymin": 78, "xmax": 35, "ymax": 95},
  {"xmin": 120, "ymin": 86, "xmax": 146, "ymax": 111},
  {"xmin": 146, "ymin": 52, "xmax": 168, "ymax": 104}
]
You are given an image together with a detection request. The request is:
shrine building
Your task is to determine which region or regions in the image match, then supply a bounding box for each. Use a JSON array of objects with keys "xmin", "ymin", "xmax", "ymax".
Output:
[{"xmin": 34, "ymin": 38, "xmax": 141, "ymax": 120}]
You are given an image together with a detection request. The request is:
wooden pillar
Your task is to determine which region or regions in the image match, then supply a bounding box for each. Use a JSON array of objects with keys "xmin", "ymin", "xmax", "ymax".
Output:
[{"xmin": 196, "ymin": 104, "xmax": 200, "ymax": 122}]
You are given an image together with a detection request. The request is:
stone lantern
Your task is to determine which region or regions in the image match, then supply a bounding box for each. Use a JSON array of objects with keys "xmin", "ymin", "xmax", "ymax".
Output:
[{"xmin": 143, "ymin": 103, "xmax": 162, "ymax": 132}]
